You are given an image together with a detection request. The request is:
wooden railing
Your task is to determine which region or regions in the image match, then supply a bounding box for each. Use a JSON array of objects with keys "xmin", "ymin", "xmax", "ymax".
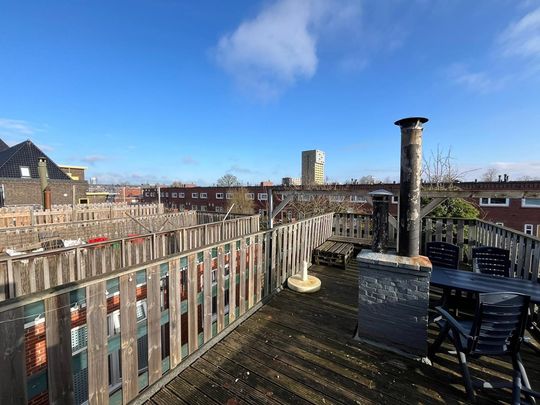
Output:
[
  {"xmin": 421, "ymin": 218, "xmax": 540, "ymax": 282},
  {"xmin": 0, "ymin": 215, "xmax": 261, "ymax": 301},
  {"xmin": 331, "ymin": 213, "xmax": 397, "ymax": 246},
  {"xmin": 0, "ymin": 203, "xmax": 165, "ymax": 229},
  {"xmin": 0, "ymin": 213, "xmax": 334, "ymax": 405},
  {"xmin": 330, "ymin": 213, "xmax": 539, "ymax": 283},
  {"xmin": 0, "ymin": 211, "xmax": 246, "ymax": 251}
]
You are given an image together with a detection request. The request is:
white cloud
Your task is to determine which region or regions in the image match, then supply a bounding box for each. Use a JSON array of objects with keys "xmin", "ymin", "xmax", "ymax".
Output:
[
  {"xmin": 498, "ymin": 6, "xmax": 540, "ymax": 59},
  {"xmin": 451, "ymin": 5, "xmax": 540, "ymax": 92},
  {"xmin": 447, "ymin": 64, "xmax": 505, "ymax": 93},
  {"xmin": 214, "ymin": 0, "xmax": 361, "ymax": 99},
  {"xmin": 81, "ymin": 155, "xmax": 108, "ymax": 165},
  {"xmin": 181, "ymin": 156, "xmax": 198, "ymax": 165},
  {"xmin": 0, "ymin": 117, "xmax": 36, "ymax": 139}
]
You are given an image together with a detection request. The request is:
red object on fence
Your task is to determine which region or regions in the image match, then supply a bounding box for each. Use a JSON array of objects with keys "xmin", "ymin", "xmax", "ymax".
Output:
[
  {"xmin": 128, "ymin": 234, "xmax": 145, "ymax": 244},
  {"xmin": 87, "ymin": 237, "xmax": 109, "ymax": 244}
]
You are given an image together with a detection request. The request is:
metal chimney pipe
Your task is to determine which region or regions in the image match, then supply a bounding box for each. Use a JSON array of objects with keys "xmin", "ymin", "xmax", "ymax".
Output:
[
  {"xmin": 369, "ymin": 189, "xmax": 393, "ymax": 253},
  {"xmin": 37, "ymin": 157, "xmax": 49, "ymax": 209},
  {"xmin": 395, "ymin": 117, "xmax": 428, "ymax": 257}
]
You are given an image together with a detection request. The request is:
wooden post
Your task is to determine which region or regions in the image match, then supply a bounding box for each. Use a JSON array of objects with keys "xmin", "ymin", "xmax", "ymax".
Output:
[
  {"xmin": 168, "ymin": 259, "xmax": 182, "ymax": 368},
  {"xmin": 187, "ymin": 254, "xmax": 198, "ymax": 354},
  {"xmin": 217, "ymin": 245, "xmax": 225, "ymax": 332},
  {"xmin": 229, "ymin": 242, "xmax": 237, "ymax": 323},
  {"xmin": 0, "ymin": 307, "xmax": 27, "ymax": 404},
  {"xmin": 239, "ymin": 239, "xmax": 247, "ymax": 316},
  {"xmin": 248, "ymin": 238, "xmax": 255, "ymax": 309},
  {"xmin": 203, "ymin": 250, "xmax": 212, "ymax": 343},
  {"xmin": 45, "ymin": 293, "xmax": 74, "ymax": 404},
  {"xmin": 120, "ymin": 272, "xmax": 138, "ymax": 403},
  {"xmin": 147, "ymin": 265, "xmax": 162, "ymax": 385},
  {"xmin": 87, "ymin": 281, "xmax": 108, "ymax": 405}
]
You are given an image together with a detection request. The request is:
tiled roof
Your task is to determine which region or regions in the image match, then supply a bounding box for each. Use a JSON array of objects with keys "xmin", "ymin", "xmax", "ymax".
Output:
[
  {"xmin": 0, "ymin": 139, "xmax": 9, "ymax": 152},
  {"xmin": 0, "ymin": 140, "xmax": 72, "ymax": 180}
]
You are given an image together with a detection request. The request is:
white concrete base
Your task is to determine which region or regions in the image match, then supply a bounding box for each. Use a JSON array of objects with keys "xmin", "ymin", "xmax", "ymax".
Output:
[{"xmin": 287, "ymin": 274, "xmax": 321, "ymax": 293}]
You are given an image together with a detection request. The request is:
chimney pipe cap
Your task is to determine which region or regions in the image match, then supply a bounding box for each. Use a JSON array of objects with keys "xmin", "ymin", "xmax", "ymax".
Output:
[{"xmin": 394, "ymin": 117, "xmax": 428, "ymax": 128}]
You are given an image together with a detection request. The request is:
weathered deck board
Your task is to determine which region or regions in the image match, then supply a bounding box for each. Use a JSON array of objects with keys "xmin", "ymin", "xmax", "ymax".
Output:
[{"xmin": 150, "ymin": 261, "xmax": 540, "ymax": 405}]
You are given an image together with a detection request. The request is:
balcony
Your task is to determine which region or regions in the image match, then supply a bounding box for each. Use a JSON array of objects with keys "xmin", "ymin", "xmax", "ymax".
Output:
[{"xmin": 0, "ymin": 212, "xmax": 538, "ymax": 404}]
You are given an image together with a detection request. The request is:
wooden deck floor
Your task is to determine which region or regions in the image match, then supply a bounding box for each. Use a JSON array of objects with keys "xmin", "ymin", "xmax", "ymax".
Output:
[{"xmin": 148, "ymin": 261, "xmax": 540, "ymax": 405}]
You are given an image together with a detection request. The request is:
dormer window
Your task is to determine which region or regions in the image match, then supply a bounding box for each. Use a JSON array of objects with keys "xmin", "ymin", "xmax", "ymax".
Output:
[{"xmin": 20, "ymin": 166, "xmax": 30, "ymax": 178}]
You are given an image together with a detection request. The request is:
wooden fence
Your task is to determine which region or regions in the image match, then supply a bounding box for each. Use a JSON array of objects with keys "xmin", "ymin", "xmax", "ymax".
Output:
[
  {"xmin": 0, "ymin": 213, "xmax": 334, "ymax": 405},
  {"xmin": 0, "ymin": 215, "xmax": 261, "ymax": 302},
  {"xmin": 421, "ymin": 218, "xmax": 540, "ymax": 282},
  {"xmin": 0, "ymin": 211, "xmax": 245, "ymax": 251},
  {"xmin": 331, "ymin": 213, "xmax": 397, "ymax": 246},
  {"xmin": 331, "ymin": 213, "xmax": 540, "ymax": 283},
  {"xmin": 0, "ymin": 203, "xmax": 165, "ymax": 229}
]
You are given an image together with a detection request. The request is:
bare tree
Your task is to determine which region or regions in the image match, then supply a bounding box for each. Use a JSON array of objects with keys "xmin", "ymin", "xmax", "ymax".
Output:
[
  {"xmin": 283, "ymin": 183, "xmax": 370, "ymax": 222},
  {"xmin": 217, "ymin": 174, "xmax": 241, "ymax": 187},
  {"xmin": 226, "ymin": 187, "xmax": 255, "ymax": 215},
  {"xmin": 422, "ymin": 145, "xmax": 475, "ymax": 189},
  {"xmin": 481, "ymin": 168, "xmax": 498, "ymax": 182}
]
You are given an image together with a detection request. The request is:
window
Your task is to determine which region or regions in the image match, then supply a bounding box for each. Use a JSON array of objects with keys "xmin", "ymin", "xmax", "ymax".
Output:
[
  {"xmin": 71, "ymin": 325, "xmax": 88, "ymax": 354},
  {"xmin": 200, "ymin": 193, "xmax": 207, "ymax": 199},
  {"xmin": 245, "ymin": 193, "xmax": 254, "ymax": 200},
  {"xmin": 258, "ymin": 193, "xmax": 268, "ymax": 201},
  {"xmin": 495, "ymin": 222, "xmax": 504, "ymax": 227},
  {"xmin": 200, "ymin": 205, "xmax": 207, "ymax": 211},
  {"xmin": 522, "ymin": 198, "xmax": 540, "ymax": 208},
  {"xmin": 136, "ymin": 300, "xmax": 147, "ymax": 322},
  {"xmin": 172, "ymin": 192, "xmax": 177, "ymax": 198},
  {"xmin": 179, "ymin": 192, "xmax": 185, "ymax": 198},
  {"xmin": 226, "ymin": 193, "xmax": 233, "ymax": 199},
  {"xmin": 350, "ymin": 195, "xmax": 367, "ymax": 203},
  {"xmin": 192, "ymin": 193, "xmax": 198, "ymax": 198},
  {"xmin": 392, "ymin": 195, "xmax": 399, "ymax": 204},
  {"xmin": 20, "ymin": 166, "xmax": 31, "ymax": 178},
  {"xmin": 216, "ymin": 193, "xmax": 224, "ymax": 199},
  {"xmin": 479, "ymin": 197, "xmax": 510, "ymax": 207},
  {"xmin": 215, "ymin": 206, "xmax": 224, "ymax": 212},
  {"xmin": 192, "ymin": 204, "xmax": 198, "ymax": 211},
  {"xmin": 145, "ymin": 192, "xmax": 150, "ymax": 197},
  {"xmin": 524, "ymin": 224, "xmax": 534, "ymax": 235},
  {"xmin": 151, "ymin": 192, "xmax": 156, "ymax": 197},
  {"xmin": 107, "ymin": 310, "xmax": 121, "ymax": 337},
  {"xmin": 329, "ymin": 195, "xmax": 345, "ymax": 202},
  {"xmin": 161, "ymin": 192, "xmax": 165, "ymax": 197}
]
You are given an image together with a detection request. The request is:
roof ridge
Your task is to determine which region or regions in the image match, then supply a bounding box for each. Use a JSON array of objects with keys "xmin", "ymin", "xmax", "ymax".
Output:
[{"xmin": 0, "ymin": 140, "xmax": 27, "ymax": 172}]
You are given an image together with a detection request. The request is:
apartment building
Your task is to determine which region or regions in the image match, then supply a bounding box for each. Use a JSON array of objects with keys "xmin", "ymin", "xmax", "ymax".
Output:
[
  {"xmin": 301, "ymin": 150, "xmax": 325, "ymax": 185},
  {"xmin": 143, "ymin": 181, "xmax": 540, "ymax": 236},
  {"xmin": 142, "ymin": 184, "xmax": 273, "ymax": 217}
]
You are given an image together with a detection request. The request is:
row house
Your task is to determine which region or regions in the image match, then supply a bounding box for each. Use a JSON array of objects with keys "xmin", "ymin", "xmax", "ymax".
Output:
[
  {"xmin": 143, "ymin": 181, "xmax": 540, "ymax": 236},
  {"xmin": 142, "ymin": 185, "xmax": 274, "ymax": 217}
]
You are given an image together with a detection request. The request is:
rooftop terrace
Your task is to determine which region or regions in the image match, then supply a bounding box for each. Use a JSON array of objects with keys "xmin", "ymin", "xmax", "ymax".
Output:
[{"xmin": 146, "ymin": 262, "xmax": 540, "ymax": 405}]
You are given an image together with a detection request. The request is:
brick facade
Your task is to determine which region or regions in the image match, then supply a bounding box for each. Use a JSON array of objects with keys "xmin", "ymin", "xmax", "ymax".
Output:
[
  {"xmin": 1, "ymin": 178, "xmax": 88, "ymax": 206},
  {"xmin": 25, "ymin": 321, "xmax": 47, "ymax": 376},
  {"xmin": 356, "ymin": 250, "xmax": 432, "ymax": 357}
]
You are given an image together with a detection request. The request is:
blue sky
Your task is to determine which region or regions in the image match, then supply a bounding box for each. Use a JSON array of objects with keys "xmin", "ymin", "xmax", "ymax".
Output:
[{"xmin": 1, "ymin": 0, "xmax": 539, "ymax": 185}]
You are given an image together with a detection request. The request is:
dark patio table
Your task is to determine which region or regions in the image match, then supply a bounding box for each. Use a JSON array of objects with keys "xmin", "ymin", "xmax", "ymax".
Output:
[{"xmin": 431, "ymin": 267, "xmax": 540, "ymax": 304}]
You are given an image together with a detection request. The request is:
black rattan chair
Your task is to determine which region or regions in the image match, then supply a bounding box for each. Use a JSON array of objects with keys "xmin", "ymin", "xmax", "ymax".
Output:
[
  {"xmin": 472, "ymin": 246, "xmax": 511, "ymax": 277},
  {"xmin": 428, "ymin": 292, "xmax": 532, "ymax": 402},
  {"xmin": 426, "ymin": 241, "xmax": 460, "ymax": 269}
]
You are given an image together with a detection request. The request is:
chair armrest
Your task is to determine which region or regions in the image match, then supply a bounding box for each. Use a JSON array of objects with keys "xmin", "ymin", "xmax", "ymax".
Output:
[{"xmin": 435, "ymin": 306, "xmax": 472, "ymax": 339}]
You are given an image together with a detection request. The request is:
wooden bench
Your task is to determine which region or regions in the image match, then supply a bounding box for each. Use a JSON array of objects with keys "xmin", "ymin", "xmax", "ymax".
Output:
[{"xmin": 313, "ymin": 240, "xmax": 355, "ymax": 269}]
